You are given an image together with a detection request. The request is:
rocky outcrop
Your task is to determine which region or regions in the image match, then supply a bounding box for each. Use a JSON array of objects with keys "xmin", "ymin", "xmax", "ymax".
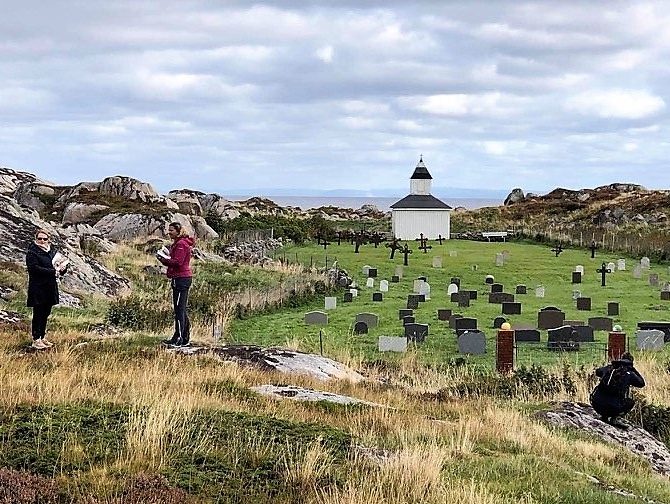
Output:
[
  {"xmin": 0, "ymin": 167, "xmax": 53, "ymax": 195},
  {"xmin": 171, "ymin": 345, "xmax": 365, "ymax": 382},
  {"xmin": 167, "ymin": 190, "xmax": 203, "ymax": 216},
  {"xmin": 217, "ymin": 238, "xmax": 282, "ymax": 264},
  {"xmin": 199, "ymin": 194, "xmax": 242, "ymax": 219},
  {"xmin": 98, "ymin": 176, "xmax": 162, "ymax": 203},
  {"xmin": 504, "ymin": 188, "xmax": 525, "ymax": 206},
  {"xmin": 93, "ymin": 212, "xmax": 218, "ymax": 241},
  {"xmin": 537, "ymin": 401, "xmax": 670, "ymax": 477},
  {"xmin": 252, "ymin": 385, "xmax": 382, "ymax": 406},
  {"xmin": 62, "ymin": 202, "xmax": 109, "ymax": 225}
]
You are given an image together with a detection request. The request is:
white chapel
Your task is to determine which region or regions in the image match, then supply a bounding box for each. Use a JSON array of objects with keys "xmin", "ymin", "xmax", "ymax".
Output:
[{"xmin": 390, "ymin": 157, "xmax": 452, "ymax": 240}]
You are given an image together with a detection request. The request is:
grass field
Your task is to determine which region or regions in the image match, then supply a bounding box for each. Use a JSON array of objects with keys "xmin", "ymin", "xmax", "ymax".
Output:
[{"xmin": 231, "ymin": 239, "xmax": 670, "ymax": 368}]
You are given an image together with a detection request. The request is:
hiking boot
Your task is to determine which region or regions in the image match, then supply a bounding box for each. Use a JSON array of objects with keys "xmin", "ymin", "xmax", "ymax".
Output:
[
  {"xmin": 162, "ymin": 338, "xmax": 178, "ymax": 346},
  {"xmin": 31, "ymin": 340, "xmax": 47, "ymax": 350},
  {"xmin": 41, "ymin": 338, "xmax": 54, "ymax": 348}
]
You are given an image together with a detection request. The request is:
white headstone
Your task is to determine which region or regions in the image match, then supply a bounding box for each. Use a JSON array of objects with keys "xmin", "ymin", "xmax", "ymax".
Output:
[
  {"xmin": 394, "ymin": 265, "xmax": 404, "ymax": 278},
  {"xmin": 366, "ymin": 278, "xmax": 374, "ymax": 288},
  {"xmin": 572, "ymin": 290, "xmax": 581, "ymax": 300},
  {"xmin": 447, "ymin": 283, "xmax": 459, "ymax": 295},
  {"xmin": 379, "ymin": 336, "xmax": 407, "ymax": 353},
  {"xmin": 419, "ymin": 281, "xmax": 431, "ymax": 300},
  {"xmin": 535, "ymin": 286, "xmax": 545, "ymax": 298},
  {"xmin": 362, "ymin": 265, "xmax": 371, "ymax": 275},
  {"xmin": 641, "ymin": 257, "xmax": 651, "ymax": 269},
  {"xmin": 607, "ymin": 262, "xmax": 616, "ymax": 273},
  {"xmin": 324, "ymin": 297, "xmax": 337, "ymax": 310},
  {"xmin": 636, "ymin": 329, "xmax": 665, "ymax": 351},
  {"xmin": 413, "ymin": 279, "xmax": 423, "ymax": 293},
  {"xmin": 495, "ymin": 253, "xmax": 504, "ymax": 267},
  {"xmin": 633, "ymin": 265, "xmax": 642, "ymax": 279},
  {"xmin": 617, "ymin": 259, "xmax": 626, "ymax": 271},
  {"xmin": 432, "ymin": 256, "xmax": 443, "ymax": 268},
  {"xmin": 379, "ymin": 280, "xmax": 389, "ymax": 292},
  {"xmin": 662, "ymin": 282, "xmax": 670, "ymax": 292},
  {"xmin": 449, "ymin": 250, "xmax": 457, "ymax": 257},
  {"xmin": 575, "ymin": 265, "xmax": 584, "ymax": 275}
]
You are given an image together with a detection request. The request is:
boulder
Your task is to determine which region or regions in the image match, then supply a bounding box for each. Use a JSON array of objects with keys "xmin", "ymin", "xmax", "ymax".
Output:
[
  {"xmin": 504, "ymin": 188, "xmax": 525, "ymax": 206},
  {"xmin": 93, "ymin": 212, "xmax": 218, "ymax": 241},
  {"xmin": 62, "ymin": 202, "xmax": 109, "ymax": 225},
  {"xmin": 0, "ymin": 167, "xmax": 53, "ymax": 195},
  {"xmin": 98, "ymin": 175, "xmax": 162, "ymax": 203},
  {"xmin": 167, "ymin": 190, "xmax": 203, "ymax": 215},
  {"xmin": 252, "ymin": 385, "xmax": 382, "ymax": 406}
]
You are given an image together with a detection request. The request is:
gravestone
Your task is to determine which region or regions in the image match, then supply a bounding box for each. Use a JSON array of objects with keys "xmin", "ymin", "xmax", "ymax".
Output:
[
  {"xmin": 419, "ymin": 282, "xmax": 431, "ymax": 300},
  {"xmin": 571, "ymin": 325, "xmax": 594, "ymax": 342},
  {"xmin": 449, "ymin": 250, "xmax": 457, "ymax": 257},
  {"xmin": 458, "ymin": 331, "xmax": 486, "ymax": 355},
  {"xmin": 362, "ymin": 265, "xmax": 371, "ymax": 276},
  {"xmin": 576, "ymin": 297, "xmax": 591, "ymax": 311},
  {"xmin": 437, "ymin": 309, "xmax": 452, "ymax": 321},
  {"xmin": 468, "ymin": 290, "xmax": 478, "ymax": 300},
  {"xmin": 379, "ymin": 280, "xmax": 389, "ymax": 292},
  {"xmin": 368, "ymin": 268, "xmax": 378, "ymax": 278},
  {"xmin": 641, "ymin": 257, "xmax": 651, "ymax": 269},
  {"xmin": 416, "ymin": 294, "xmax": 426, "ymax": 303},
  {"xmin": 607, "ymin": 262, "xmax": 616, "ymax": 273},
  {"xmin": 493, "ymin": 316, "xmax": 506, "ymax": 329},
  {"xmin": 413, "ymin": 279, "xmax": 423, "ymax": 293},
  {"xmin": 407, "ymin": 297, "xmax": 419, "ymax": 309},
  {"xmin": 343, "ymin": 292, "xmax": 353, "ymax": 303},
  {"xmin": 457, "ymin": 292, "xmax": 470, "ymax": 307},
  {"xmin": 325, "ymin": 297, "xmax": 337, "ymax": 310},
  {"xmin": 572, "ymin": 271, "xmax": 582, "ymax": 284},
  {"xmin": 405, "ymin": 323, "xmax": 428, "ymax": 343},
  {"xmin": 432, "ymin": 256, "xmax": 443, "ymax": 268},
  {"xmin": 516, "ymin": 285, "xmax": 527, "ymax": 295},
  {"xmin": 356, "ymin": 312, "xmax": 379, "ymax": 329},
  {"xmin": 391, "ymin": 275, "xmax": 399, "ymax": 283},
  {"xmin": 455, "ymin": 317, "xmax": 478, "ymax": 336},
  {"xmin": 564, "ymin": 320, "xmax": 585, "ymax": 326},
  {"xmin": 450, "ymin": 277, "xmax": 461, "ymax": 288},
  {"xmin": 572, "ymin": 290, "xmax": 582, "ymax": 301},
  {"xmin": 394, "ymin": 265, "xmax": 404, "ymax": 278},
  {"xmin": 485, "ymin": 275, "xmax": 495, "ymax": 285},
  {"xmin": 537, "ymin": 307, "xmax": 565, "ymax": 330},
  {"xmin": 495, "ymin": 253, "xmax": 504, "ymax": 267},
  {"xmin": 448, "ymin": 314, "xmax": 463, "ymax": 328},
  {"xmin": 447, "ymin": 283, "xmax": 459, "ymax": 295},
  {"xmin": 491, "ymin": 283, "xmax": 503, "ymax": 293},
  {"xmin": 372, "ymin": 292, "xmax": 383, "ymax": 302},
  {"xmin": 535, "ymin": 286, "xmax": 545, "ymax": 298},
  {"xmin": 575, "ymin": 265, "xmax": 584, "ymax": 275},
  {"xmin": 366, "ymin": 278, "xmax": 374, "ymax": 288},
  {"xmin": 349, "ymin": 288, "xmax": 358, "ymax": 298},
  {"xmin": 636, "ymin": 330, "xmax": 665, "ymax": 351},
  {"xmin": 402, "ymin": 315, "xmax": 415, "ymax": 326},
  {"xmin": 502, "ymin": 302, "xmax": 521, "ymax": 315},
  {"xmin": 515, "ymin": 328, "xmax": 541, "ymax": 342},
  {"xmin": 649, "ymin": 273, "xmax": 659, "ymax": 287},
  {"xmin": 489, "ymin": 292, "xmax": 514, "ymax": 304},
  {"xmin": 450, "ymin": 292, "xmax": 459, "ymax": 303},
  {"xmin": 547, "ymin": 325, "xmax": 580, "ymax": 351},
  {"xmin": 353, "ymin": 321, "xmax": 368, "ymax": 335},
  {"xmin": 617, "ymin": 259, "xmax": 626, "ymax": 271},
  {"xmin": 588, "ymin": 317, "xmax": 613, "ymax": 332},
  {"xmin": 633, "ymin": 265, "xmax": 642, "ymax": 279},
  {"xmin": 379, "ymin": 336, "xmax": 407, "ymax": 353},
  {"xmin": 662, "ymin": 291, "xmax": 670, "ymax": 301},
  {"xmin": 399, "ymin": 309, "xmax": 413, "ymax": 320},
  {"xmin": 305, "ymin": 311, "xmax": 328, "ymax": 325},
  {"xmin": 607, "ymin": 302, "xmax": 619, "ymax": 316}
]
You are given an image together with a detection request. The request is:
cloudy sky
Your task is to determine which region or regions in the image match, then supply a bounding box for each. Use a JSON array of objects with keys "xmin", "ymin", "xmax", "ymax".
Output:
[{"xmin": 2, "ymin": 0, "xmax": 670, "ymax": 196}]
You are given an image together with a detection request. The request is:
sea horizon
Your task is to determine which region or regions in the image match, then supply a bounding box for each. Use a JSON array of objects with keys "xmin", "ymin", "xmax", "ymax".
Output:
[{"xmin": 224, "ymin": 195, "xmax": 502, "ymax": 211}]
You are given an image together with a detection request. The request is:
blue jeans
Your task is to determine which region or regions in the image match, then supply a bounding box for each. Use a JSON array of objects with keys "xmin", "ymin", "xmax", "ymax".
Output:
[{"xmin": 171, "ymin": 277, "xmax": 192, "ymax": 343}]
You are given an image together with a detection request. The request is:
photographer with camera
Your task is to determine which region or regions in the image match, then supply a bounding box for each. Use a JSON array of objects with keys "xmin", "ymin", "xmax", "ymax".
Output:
[{"xmin": 590, "ymin": 351, "xmax": 645, "ymax": 429}]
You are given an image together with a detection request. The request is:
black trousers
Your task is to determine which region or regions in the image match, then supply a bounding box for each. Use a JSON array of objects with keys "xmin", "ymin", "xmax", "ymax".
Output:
[
  {"xmin": 171, "ymin": 277, "xmax": 192, "ymax": 343},
  {"xmin": 591, "ymin": 389, "xmax": 635, "ymax": 420},
  {"xmin": 31, "ymin": 304, "xmax": 53, "ymax": 340}
]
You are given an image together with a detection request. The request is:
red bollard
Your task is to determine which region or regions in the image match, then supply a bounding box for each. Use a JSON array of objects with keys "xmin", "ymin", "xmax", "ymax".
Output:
[
  {"xmin": 608, "ymin": 331, "xmax": 626, "ymax": 361},
  {"xmin": 496, "ymin": 329, "xmax": 515, "ymax": 373}
]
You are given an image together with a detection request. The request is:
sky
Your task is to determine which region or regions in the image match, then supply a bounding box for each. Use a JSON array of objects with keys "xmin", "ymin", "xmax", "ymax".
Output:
[{"xmin": 2, "ymin": 0, "xmax": 670, "ymax": 196}]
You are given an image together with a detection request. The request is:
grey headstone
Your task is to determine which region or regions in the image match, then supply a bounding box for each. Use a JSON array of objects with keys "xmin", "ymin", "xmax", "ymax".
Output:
[
  {"xmin": 641, "ymin": 257, "xmax": 651, "ymax": 269},
  {"xmin": 516, "ymin": 285, "xmax": 527, "ymax": 295},
  {"xmin": 457, "ymin": 292, "xmax": 470, "ymax": 307},
  {"xmin": 394, "ymin": 265, "xmax": 404, "ymax": 278},
  {"xmin": 662, "ymin": 291, "xmax": 670, "ymax": 301},
  {"xmin": 575, "ymin": 265, "xmax": 584, "ymax": 275},
  {"xmin": 432, "ymin": 256, "xmax": 443, "ymax": 268},
  {"xmin": 402, "ymin": 315, "xmax": 415, "ymax": 326},
  {"xmin": 356, "ymin": 312, "xmax": 379, "ymax": 329},
  {"xmin": 502, "ymin": 302, "xmax": 521, "ymax": 315},
  {"xmin": 353, "ymin": 321, "xmax": 368, "ymax": 335},
  {"xmin": 636, "ymin": 329, "xmax": 665, "ymax": 351},
  {"xmin": 458, "ymin": 330, "xmax": 486, "ymax": 355},
  {"xmin": 571, "ymin": 325, "xmax": 594, "ymax": 342},
  {"xmin": 448, "ymin": 314, "xmax": 463, "ymax": 329},
  {"xmin": 588, "ymin": 317, "xmax": 613, "ymax": 332},
  {"xmin": 493, "ymin": 316, "xmax": 506, "ymax": 329},
  {"xmin": 491, "ymin": 283, "xmax": 503, "ymax": 293},
  {"xmin": 495, "ymin": 253, "xmax": 504, "ymax": 267},
  {"xmin": 399, "ymin": 309, "xmax": 413, "ymax": 320},
  {"xmin": 515, "ymin": 328, "xmax": 540, "ymax": 342},
  {"xmin": 489, "ymin": 292, "xmax": 514, "ymax": 304},
  {"xmin": 407, "ymin": 297, "xmax": 419, "ymax": 309},
  {"xmin": 535, "ymin": 286, "xmax": 545, "ymax": 298},
  {"xmin": 617, "ymin": 259, "xmax": 626, "ymax": 271},
  {"xmin": 413, "ymin": 279, "xmax": 423, "ymax": 293},
  {"xmin": 362, "ymin": 265, "xmax": 371, "ymax": 275},
  {"xmin": 379, "ymin": 336, "xmax": 407, "ymax": 353},
  {"xmin": 437, "ymin": 309, "xmax": 452, "ymax": 321},
  {"xmin": 608, "ymin": 302, "xmax": 619, "ymax": 316},
  {"xmin": 650, "ymin": 273, "xmax": 659, "ymax": 287},
  {"xmin": 418, "ymin": 281, "xmax": 431, "ymax": 300},
  {"xmin": 324, "ymin": 297, "xmax": 337, "ymax": 310},
  {"xmin": 305, "ymin": 311, "xmax": 328, "ymax": 326},
  {"xmin": 572, "ymin": 271, "xmax": 582, "ymax": 284},
  {"xmin": 372, "ymin": 292, "xmax": 383, "ymax": 302},
  {"xmin": 537, "ymin": 309, "xmax": 566, "ymax": 330},
  {"xmin": 343, "ymin": 292, "xmax": 353, "ymax": 303},
  {"xmin": 455, "ymin": 317, "xmax": 478, "ymax": 335},
  {"xmin": 405, "ymin": 323, "xmax": 428, "ymax": 342},
  {"xmin": 366, "ymin": 278, "xmax": 374, "ymax": 288},
  {"xmin": 633, "ymin": 265, "xmax": 642, "ymax": 279},
  {"xmin": 607, "ymin": 262, "xmax": 616, "ymax": 272},
  {"xmin": 368, "ymin": 268, "xmax": 377, "ymax": 278},
  {"xmin": 576, "ymin": 297, "xmax": 591, "ymax": 311},
  {"xmin": 349, "ymin": 288, "xmax": 358, "ymax": 298}
]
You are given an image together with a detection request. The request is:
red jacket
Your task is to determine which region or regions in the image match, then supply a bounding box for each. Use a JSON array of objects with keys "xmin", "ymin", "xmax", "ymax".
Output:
[{"xmin": 159, "ymin": 236, "xmax": 195, "ymax": 278}]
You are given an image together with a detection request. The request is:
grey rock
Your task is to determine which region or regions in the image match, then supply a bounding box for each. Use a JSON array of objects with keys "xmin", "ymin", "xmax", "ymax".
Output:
[
  {"xmin": 252, "ymin": 385, "xmax": 382, "ymax": 406},
  {"xmin": 62, "ymin": 202, "xmax": 109, "ymax": 225},
  {"xmin": 504, "ymin": 188, "xmax": 525, "ymax": 206}
]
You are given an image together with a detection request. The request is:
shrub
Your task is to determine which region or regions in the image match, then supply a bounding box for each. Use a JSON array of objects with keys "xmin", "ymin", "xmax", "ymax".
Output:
[
  {"xmin": 0, "ymin": 468, "xmax": 59, "ymax": 504},
  {"xmin": 105, "ymin": 296, "xmax": 171, "ymax": 331}
]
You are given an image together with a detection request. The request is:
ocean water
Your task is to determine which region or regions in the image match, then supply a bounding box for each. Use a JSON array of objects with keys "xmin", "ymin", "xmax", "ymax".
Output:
[{"xmin": 227, "ymin": 195, "xmax": 501, "ymax": 211}]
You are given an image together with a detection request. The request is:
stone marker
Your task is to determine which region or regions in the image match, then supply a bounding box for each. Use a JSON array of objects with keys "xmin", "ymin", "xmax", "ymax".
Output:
[
  {"xmin": 493, "ymin": 316, "xmax": 506, "ymax": 329},
  {"xmin": 641, "ymin": 257, "xmax": 651, "ymax": 269},
  {"xmin": 407, "ymin": 297, "xmax": 419, "ymax": 309},
  {"xmin": 305, "ymin": 311, "xmax": 328, "ymax": 325},
  {"xmin": 353, "ymin": 321, "xmax": 368, "ymax": 335},
  {"xmin": 432, "ymin": 256, "xmax": 443, "ymax": 268},
  {"xmin": 455, "ymin": 317, "xmax": 478, "ymax": 335},
  {"xmin": 617, "ymin": 259, "xmax": 626, "ymax": 271},
  {"xmin": 362, "ymin": 265, "xmax": 371, "ymax": 276},
  {"xmin": 368, "ymin": 268, "xmax": 377, "ymax": 278},
  {"xmin": 502, "ymin": 302, "xmax": 521, "ymax": 315},
  {"xmin": 456, "ymin": 293, "xmax": 470, "ymax": 308},
  {"xmin": 458, "ymin": 331, "xmax": 486, "ymax": 355},
  {"xmin": 516, "ymin": 285, "xmax": 527, "ymax": 295},
  {"xmin": 650, "ymin": 273, "xmax": 659, "ymax": 287},
  {"xmin": 662, "ymin": 291, "xmax": 670, "ymax": 301},
  {"xmin": 413, "ymin": 279, "xmax": 423, "ymax": 293},
  {"xmin": 325, "ymin": 297, "xmax": 337, "ymax": 310},
  {"xmin": 399, "ymin": 309, "xmax": 413, "ymax": 320},
  {"xmin": 572, "ymin": 290, "xmax": 581, "ymax": 301},
  {"xmin": 379, "ymin": 336, "xmax": 407, "ymax": 353},
  {"xmin": 467, "ymin": 290, "xmax": 478, "ymax": 300},
  {"xmin": 607, "ymin": 302, "xmax": 619, "ymax": 316},
  {"xmin": 437, "ymin": 308, "xmax": 452, "ymax": 321},
  {"xmin": 495, "ymin": 253, "xmax": 504, "ymax": 267},
  {"xmin": 547, "ymin": 325, "xmax": 579, "ymax": 351},
  {"xmin": 496, "ymin": 330, "xmax": 515, "ymax": 373},
  {"xmin": 419, "ymin": 282, "xmax": 431, "ymax": 300},
  {"xmin": 571, "ymin": 325, "xmax": 594, "ymax": 342},
  {"xmin": 607, "ymin": 262, "xmax": 616, "ymax": 273},
  {"xmin": 633, "ymin": 265, "xmax": 642, "ymax": 279},
  {"xmin": 372, "ymin": 292, "xmax": 383, "ymax": 302},
  {"xmin": 636, "ymin": 330, "xmax": 665, "ymax": 351},
  {"xmin": 572, "ymin": 271, "xmax": 582, "ymax": 284},
  {"xmin": 343, "ymin": 292, "xmax": 353, "ymax": 303},
  {"xmin": 449, "ymin": 250, "xmax": 457, "ymax": 257},
  {"xmin": 450, "ymin": 292, "xmax": 459, "ymax": 303},
  {"xmin": 402, "ymin": 315, "xmax": 415, "ymax": 326},
  {"xmin": 405, "ymin": 323, "xmax": 428, "ymax": 342},
  {"xmin": 366, "ymin": 278, "xmax": 374, "ymax": 288},
  {"xmin": 515, "ymin": 328, "xmax": 540, "ymax": 342},
  {"xmin": 576, "ymin": 297, "xmax": 591, "ymax": 311},
  {"xmin": 485, "ymin": 275, "xmax": 495, "ymax": 285},
  {"xmin": 588, "ymin": 317, "xmax": 613, "ymax": 332},
  {"xmin": 608, "ymin": 331, "xmax": 626, "ymax": 361},
  {"xmin": 391, "ymin": 275, "xmax": 399, "ymax": 283},
  {"xmin": 449, "ymin": 314, "xmax": 463, "ymax": 329},
  {"xmin": 537, "ymin": 307, "xmax": 565, "ymax": 330},
  {"xmin": 491, "ymin": 283, "xmax": 503, "ymax": 293},
  {"xmin": 349, "ymin": 288, "xmax": 358, "ymax": 298},
  {"xmin": 575, "ymin": 265, "xmax": 584, "ymax": 275},
  {"xmin": 535, "ymin": 286, "xmax": 545, "ymax": 298},
  {"xmin": 489, "ymin": 292, "xmax": 514, "ymax": 304},
  {"xmin": 379, "ymin": 280, "xmax": 389, "ymax": 292},
  {"xmin": 395, "ymin": 265, "xmax": 404, "ymax": 278},
  {"xmin": 447, "ymin": 283, "xmax": 459, "ymax": 295},
  {"xmin": 356, "ymin": 312, "xmax": 379, "ymax": 329}
]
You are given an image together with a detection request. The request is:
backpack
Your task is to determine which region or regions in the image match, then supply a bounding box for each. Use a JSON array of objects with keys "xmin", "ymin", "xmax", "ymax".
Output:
[{"xmin": 599, "ymin": 366, "xmax": 627, "ymax": 396}]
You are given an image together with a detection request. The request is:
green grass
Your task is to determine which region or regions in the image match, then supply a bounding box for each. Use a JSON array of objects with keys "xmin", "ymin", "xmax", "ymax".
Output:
[{"xmin": 231, "ymin": 239, "xmax": 670, "ymax": 367}]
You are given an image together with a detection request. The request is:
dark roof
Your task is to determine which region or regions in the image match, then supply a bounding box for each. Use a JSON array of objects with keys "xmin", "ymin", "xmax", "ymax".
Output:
[
  {"xmin": 410, "ymin": 157, "xmax": 432, "ymax": 179},
  {"xmin": 390, "ymin": 194, "xmax": 452, "ymax": 209}
]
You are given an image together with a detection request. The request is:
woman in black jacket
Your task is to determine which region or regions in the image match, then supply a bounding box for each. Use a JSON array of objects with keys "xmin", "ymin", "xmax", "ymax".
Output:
[{"xmin": 26, "ymin": 229, "xmax": 63, "ymax": 349}]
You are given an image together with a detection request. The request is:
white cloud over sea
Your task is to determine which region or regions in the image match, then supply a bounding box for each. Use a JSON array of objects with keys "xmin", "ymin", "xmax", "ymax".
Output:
[{"xmin": 3, "ymin": 0, "xmax": 670, "ymax": 195}]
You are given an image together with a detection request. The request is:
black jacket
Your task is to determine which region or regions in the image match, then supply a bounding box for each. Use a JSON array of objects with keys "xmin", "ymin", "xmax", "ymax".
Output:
[{"xmin": 26, "ymin": 243, "xmax": 59, "ymax": 307}]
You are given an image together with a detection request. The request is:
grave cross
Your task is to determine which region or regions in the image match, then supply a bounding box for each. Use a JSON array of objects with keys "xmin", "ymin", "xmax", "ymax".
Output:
[
  {"xmin": 336, "ymin": 231, "xmax": 345, "ymax": 246},
  {"xmin": 597, "ymin": 261, "xmax": 612, "ymax": 287},
  {"xmin": 353, "ymin": 232, "xmax": 366, "ymax": 254},
  {"xmin": 370, "ymin": 232, "xmax": 385, "ymax": 248},
  {"xmin": 589, "ymin": 240, "xmax": 597, "ymax": 259},
  {"xmin": 416, "ymin": 233, "xmax": 432, "ymax": 253},
  {"xmin": 401, "ymin": 244, "xmax": 413, "ymax": 266},
  {"xmin": 437, "ymin": 234, "xmax": 444, "ymax": 245},
  {"xmin": 551, "ymin": 243, "xmax": 563, "ymax": 257},
  {"xmin": 320, "ymin": 236, "xmax": 331, "ymax": 250},
  {"xmin": 386, "ymin": 237, "xmax": 403, "ymax": 259}
]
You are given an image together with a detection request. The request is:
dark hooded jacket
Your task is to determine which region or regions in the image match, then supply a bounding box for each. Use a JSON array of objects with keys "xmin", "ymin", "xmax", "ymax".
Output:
[
  {"xmin": 158, "ymin": 236, "xmax": 195, "ymax": 278},
  {"xmin": 591, "ymin": 360, "xmax": 645, "ymax": 413},
  {"xmin": 26, "ymin": 243, "xmax": 59, "ymax": 307}
]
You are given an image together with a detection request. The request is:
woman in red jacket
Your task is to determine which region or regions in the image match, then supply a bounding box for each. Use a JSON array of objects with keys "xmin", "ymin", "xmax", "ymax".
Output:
[{"xmin": 157, "ymin": 222, "xmax": 195, "ymax": 347}]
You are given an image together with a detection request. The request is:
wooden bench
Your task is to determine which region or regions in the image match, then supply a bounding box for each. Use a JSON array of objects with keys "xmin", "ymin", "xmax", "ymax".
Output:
[
  {"xmin": 482, "ymin": 231, "xmax": 508, "ymax": 242},
  {"xmin": 637, "ymin": 321, "xmax": 670, "ymax": 342}
]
